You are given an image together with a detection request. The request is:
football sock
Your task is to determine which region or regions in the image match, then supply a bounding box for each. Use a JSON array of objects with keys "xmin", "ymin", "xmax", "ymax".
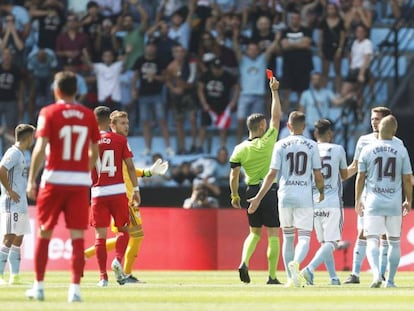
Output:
[
  {"xmin": 95, "ymin": 238, "xmax": 107, "ymax": 280},
  {"xmin": 0, "ymin": 245, "xmax": 10, "ymax": 275},
  {"xmin": 282, "ymin": 228, "xmax": 295, "ymax": 278},
  {"xmin": 240, "ymin": 232, "xmax": 260, "ymax": 267},
  {"xmin": 351, "ymin": 238, "xmax": 367, "ymax": 276},
  {"xmin": 387, "ymin": 238, "xmax": 400, "ymax": 284},
  {"xmin": 115, "ymin": 231, "xmax": 130, "ymax": 262},
  {"xmin": 324, "ymin": 251, "xmax": 338, "ymax": 279},
  {"xmin": 124, "ymin": 236, "xmax": 143, "ymax": 275},
  {"xmin": 35, "ymin": 238, "xmax": 50, "ymax": 282},
  {"xmin": 308, "ymin": 242, "xmax": 335, "ymax": 272},
  {"xmin": 71, "ymin": 238, "xmax": 85, "ymax": 284},
  {"xmin": 379, "ymin": 238, "xmax": 389, "ymax": 278},
  {"xmin": 69, "ymin": 283, "xmax": 81, "ymax": 296},
  {"xmin": 8, "ymin": 245, "xmax": 21, "ymax": 275},
  {"xmin": 84, "ymin": 237, "xmax": 116, "ymax": 259},
  {"xmin": 294, "ymin": 229, "xmax": 311, "ymax": 264},
  {"xmin": 366, "ymin": 236, "xmax": 380, "ymax": 281},
  {"xmin": 267, "ymin": 236, "xmax": 280, "ymax": 279}
]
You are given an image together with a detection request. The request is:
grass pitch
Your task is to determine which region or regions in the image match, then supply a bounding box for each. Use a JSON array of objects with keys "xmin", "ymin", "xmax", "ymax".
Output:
[{"xmin": 0, "ymin": 270, "xmax": 412, "ymax": 311}]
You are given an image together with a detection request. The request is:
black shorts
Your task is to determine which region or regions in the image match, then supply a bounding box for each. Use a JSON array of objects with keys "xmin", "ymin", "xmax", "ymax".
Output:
[
  {"xmin": 344, "ymin": 68, "xmax": 371, "ymax": 83},
  {"xmin": 281, "ymin": 68, "xmax": 311, "ymax": 93},
  {"xmin": 245, "ymin": 184, "xmax": 280, "ymax": 228}
]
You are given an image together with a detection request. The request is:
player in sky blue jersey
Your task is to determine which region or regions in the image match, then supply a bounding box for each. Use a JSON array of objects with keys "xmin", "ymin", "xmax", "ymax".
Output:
[
  {"xmin": 355, "ymin": 115, "xmax": 412, "ymax": 288},
  {"xmin": 0, "ymin": 124, "xmax": 35, "ymax": 285}
]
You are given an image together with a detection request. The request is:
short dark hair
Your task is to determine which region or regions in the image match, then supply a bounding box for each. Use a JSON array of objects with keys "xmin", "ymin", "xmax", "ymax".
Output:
[
  {"xmin": 288, "ymin": 111, "xmax": 306, "ymax": 127},
  {"xmin": 94, "ymin": 106, "xmax": 111, "ymax": 124},
  {"xmin": 15, "ymin": 124, "xmax": 35, "ymax": 142},
  {"xmin": 372, "ymin": 106, "xmax": 392, "ymax": 118},
  {"xmin": 246, "ymin": 113, "xmax": 266, "ymax": 132},
  {"xmin": 54, "ymin": 71, "xmax": 77, "ymax": 97},
  {"xmin": 314, "ymin": 118, "xmax": 333, "ymax": 136}
]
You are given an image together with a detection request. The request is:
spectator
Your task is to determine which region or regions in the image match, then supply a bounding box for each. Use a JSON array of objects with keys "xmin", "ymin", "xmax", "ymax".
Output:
[
  {"xmin": 183, "ymin": 182, "xmax": 219, "ymax": 208},
  {"xmin": 196, "ymin": 30, "xmax": 238, "ymax": 76},
  {"xmin": 147, "ymin": 20, "xmax": 178, "ymax": 66},
  {"xmin": 118, "ymin": 8, "xmax": 149, "ymax": 111},
  {"xmin": 165, "ymin": 45, "xmax": 198, "ymax": 154},
  {"xmin": 250, "ymin": 15, "xmax": 280, "ymax": 73},
  {"xmin": 156, "ymin": 0, "xmax": 189, "ymax": 22},
  {"xmin": 280, "ymin": 10, "xmax": 313, "ymax": 113},
  {"xmin": 1, "ymin": 14, "xmax": 25, "ymax": 67},
  {"xmin": 343, "ymin": 0, "xmax": 373, "ymax": 53},
  {"xmin": 0, "ymin": 0, "xmax": 31, "ymax": 42},
  {"xmin": 299, "ymin": 71, "xmax": 351, "ymax": 136},
  {"xmin": 318, "ymin": 2, "xmax": 346, "ymax": 93},
  {"xmin": 55, "ymin": 13, "xmax": 90, "ymax": 69},
  {"xmin": 232, "ymin": 27, "xmax": 279, "ymax": 142},
  {"xmin": 213, "ymin": 0, "xmax": 237, "ymax": 15},
  {"xmin": 196, "ymin": 57, "xmax": 239, "ymax": 150},
  {"xmin": 171, "ymin": 161, "xmax": 200, "ymax": 186},
  {"xmin": 0, "ymin": 48, "xmax": 24, "ymax": 138},
  {"xmin": 27, "ymin": 48, "xmax": 58, "ymax": 122},
  {"xmin": 51, "ymin": 62, "xmax": 89, "ymax": 105},
  {"xmin": 29, "ymin": 2, "xmax": 64, "ymax": 51},
  {"xmin": 131, "ymin": 41, "xmax": 175, "ymax": 157},
  {"xmin": 67, "ymin": 0, "xmax": 89, "ymax": 17},
  {"xmin": 213, "ymin": 146, "xmax": 231, "ymax": 185},
  {"xmin": 94, "ymin": 18, "xmax": 121, "ymax": 59},
  {"xmin": 340, "ymin": 24, "xmax": 373, "ymax": 122},
  {"xmin": 83, "ymin": 49, "xmax": 124, "ymax": 111},
  {"xmin": 81, "ymin": 1, "xmax": 104, "ymax": 61},
  {"xmin": 95, "ymin": 0, "xmax": 123, "ymax": 21},
  {"xmin": 167, "ymin": 1, "xmax": 196, "ymax": 51}
]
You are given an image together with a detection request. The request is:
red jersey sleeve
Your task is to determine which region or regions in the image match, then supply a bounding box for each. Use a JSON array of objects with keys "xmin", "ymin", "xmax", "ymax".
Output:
[
  {"xmin": 35, "ymin": 107, "xmax": 51, "ymax": 139},
  {"xmin": 122, "ymin": 138, "xmax": 133, "ymax": 160},
  {"xmin": 88, "ymin": 113, "xmax": 100, "ymax": 144}
]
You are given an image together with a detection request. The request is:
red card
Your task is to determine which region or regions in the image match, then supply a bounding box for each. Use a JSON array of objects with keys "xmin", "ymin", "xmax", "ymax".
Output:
[{"xmin": 266, "ymin": 69, "xmax": 273, "ymax": 80}]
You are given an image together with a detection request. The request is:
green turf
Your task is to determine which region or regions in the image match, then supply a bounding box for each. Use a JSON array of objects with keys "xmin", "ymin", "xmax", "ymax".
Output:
[{"xmin": 0, "ymin": 270, "xmax": 412, "ymax": 311}]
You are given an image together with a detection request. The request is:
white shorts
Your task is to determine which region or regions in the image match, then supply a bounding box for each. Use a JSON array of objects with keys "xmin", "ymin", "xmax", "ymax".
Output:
[
  {"xmin": 279, "ymin": 207, "xmax": 313, "ymax": 231},
  {"xmin": 314, "ymin": 208, "xmax": 343, "ymax": 243},
  {"xmin": 363, "ymin": 215, "xmax": 402, "ymax": 238},
  {"xmin": 357, "ymin": 214, "xmax": 364, "ymax": 232},
  {"xmin": 0, "ymin": 212, "xmax": 31, "ymax": 236}
]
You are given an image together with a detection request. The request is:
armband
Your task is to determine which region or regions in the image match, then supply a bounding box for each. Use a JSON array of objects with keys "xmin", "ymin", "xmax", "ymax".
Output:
[
  {"xmin": 144, "ymin": 169, "xmax": 152, "ymax": 177},
  {"xmin": 133, "ymin": 186, "xmax": 140, "ymax": 192}
]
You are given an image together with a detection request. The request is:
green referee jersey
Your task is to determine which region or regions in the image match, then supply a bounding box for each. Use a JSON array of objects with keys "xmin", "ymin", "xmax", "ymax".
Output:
[{"xmin": 229, "ymin": 127, "xmax": 278, "ymax": 186}]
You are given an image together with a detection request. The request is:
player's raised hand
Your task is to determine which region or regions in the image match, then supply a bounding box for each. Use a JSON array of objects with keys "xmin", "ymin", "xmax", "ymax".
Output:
[
  {"xmin": 150, "ymin": 158, "xmax": 169, "ymax": 176},
  {"xmin": 269, "ymin": 77, "xmax": 279, "ymax": 91}
]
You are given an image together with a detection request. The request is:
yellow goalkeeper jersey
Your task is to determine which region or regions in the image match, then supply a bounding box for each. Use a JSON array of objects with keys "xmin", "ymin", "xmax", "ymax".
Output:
[{"xmin": 123, "ymin": 163, "xmax": 145, "ymax": 202}]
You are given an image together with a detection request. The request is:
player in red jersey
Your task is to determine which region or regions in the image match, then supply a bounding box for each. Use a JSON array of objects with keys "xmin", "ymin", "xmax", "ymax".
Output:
[
  {"xmin": 25, "ymin": 71, "xmax": 100, "ymax": 302},
  {"xmin": 91, "ymin": 106, "xmax": 140, "ymax": 287}
]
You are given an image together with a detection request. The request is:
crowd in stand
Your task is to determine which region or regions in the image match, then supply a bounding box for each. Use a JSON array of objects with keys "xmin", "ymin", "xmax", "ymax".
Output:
[{"xmin": 0, "ymin": 0, "xmax": 409, "ymax": 204}]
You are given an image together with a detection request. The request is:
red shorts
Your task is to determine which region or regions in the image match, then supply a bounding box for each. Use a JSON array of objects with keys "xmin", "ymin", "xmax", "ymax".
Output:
[
  {"xmin": 36, "ymin": 184, "xmax": 90, "ymax": 230},
  {"xmin": 90, "ymin": 194, "xmax": 129, "ymax": 228}
]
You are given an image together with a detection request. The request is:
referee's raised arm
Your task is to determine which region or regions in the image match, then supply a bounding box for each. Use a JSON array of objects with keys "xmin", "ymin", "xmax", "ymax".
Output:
[{"xmin": 269, "ymin": 77, "xmax": 281, "ymax": 131}]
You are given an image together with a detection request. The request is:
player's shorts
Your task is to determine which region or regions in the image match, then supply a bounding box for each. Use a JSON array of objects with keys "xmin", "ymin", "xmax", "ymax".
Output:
[
  {"xmin": 110, "ymin": 203, "xmax": 144, "ymax": 238},
  {"xmin": 0, "ymin": 212, "xmax": 30, "ymax": 236},
  {"xmin": 357, "ymin": 214, "xmax": 364, "ymax": 232},
  {"xmin": 314, "ymin": 208, "xmax": 343, "ymax": 243},
  {"xmin": 279, "ymin": 206, "xmax": 313, "ymax": 231},
  {"xmin": 91, "ymin": 193, "xmax": 129, "ymax": 229},
  {"xmin": 36, "ymin": 184, "xmax": 90, "ymax": 230},
  {"xmin": 245, "ymin": 184, "xmax": 279, "ymax": 228},
  {"xmin": 363, "ymin": 215, "xmax": 402, "ymax": 238}
]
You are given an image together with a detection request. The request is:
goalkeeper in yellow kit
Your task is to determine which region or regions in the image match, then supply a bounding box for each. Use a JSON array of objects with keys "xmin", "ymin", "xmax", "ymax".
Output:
[{"xmin": 85, "ymin": 110, "xmax": 168, "ymax": 283}]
